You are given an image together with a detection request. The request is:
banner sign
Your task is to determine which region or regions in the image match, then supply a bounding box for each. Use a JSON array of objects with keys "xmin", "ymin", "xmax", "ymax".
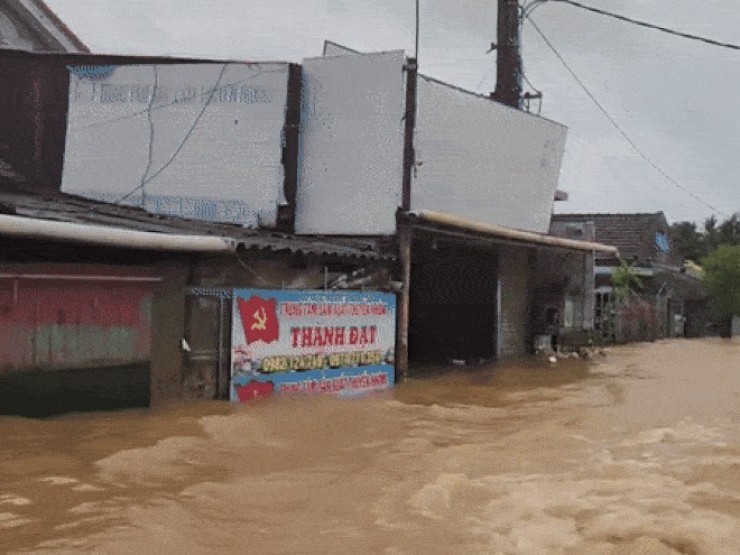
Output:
[{"xmin": 231, "ymin": 289, "xmax": 396, "ymax": 402}]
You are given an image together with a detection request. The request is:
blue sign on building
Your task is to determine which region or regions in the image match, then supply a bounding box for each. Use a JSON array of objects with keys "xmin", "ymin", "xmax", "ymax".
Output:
[{"xmin": 230, "ymin": 289, "xmax": 396, "ymax": 402}]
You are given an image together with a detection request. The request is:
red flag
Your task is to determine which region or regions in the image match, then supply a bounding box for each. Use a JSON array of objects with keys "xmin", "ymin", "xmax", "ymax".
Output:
[
  {"xmin": 237, "ymin": 295, "xmax": 279, "ymax": 344},
  {"xmin": 235, "ymin": 380, "xmax": 275, "ymax": 402}
]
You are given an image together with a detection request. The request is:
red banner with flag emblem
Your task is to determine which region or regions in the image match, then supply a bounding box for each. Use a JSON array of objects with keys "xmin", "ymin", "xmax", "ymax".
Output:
[{"xmin": 237, "ymin": 295, "xmax": 279, "ymax": 344}]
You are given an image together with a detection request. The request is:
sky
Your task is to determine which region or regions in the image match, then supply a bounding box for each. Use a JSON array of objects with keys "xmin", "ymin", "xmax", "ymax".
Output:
[{"xmin": 46, "ymin": 0, "xmax": 740, "ymax": 224}]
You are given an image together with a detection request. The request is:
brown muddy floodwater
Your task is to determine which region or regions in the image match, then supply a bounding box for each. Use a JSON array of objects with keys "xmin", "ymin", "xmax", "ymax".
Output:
[{"xmin": 1, "ymin": 339, "xmax": 739, "ymax": 555}]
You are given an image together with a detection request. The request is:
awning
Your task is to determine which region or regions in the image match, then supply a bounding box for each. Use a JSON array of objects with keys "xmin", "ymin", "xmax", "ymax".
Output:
[{"xmin": 402, "ymin": 210, "xmax": 619, "ymax": 255}]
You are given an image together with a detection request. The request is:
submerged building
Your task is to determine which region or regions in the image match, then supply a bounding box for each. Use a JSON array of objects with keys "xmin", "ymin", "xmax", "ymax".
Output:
[{"xmin": 0, "ymin": 40, "xmax": 616, "ymax": 414}]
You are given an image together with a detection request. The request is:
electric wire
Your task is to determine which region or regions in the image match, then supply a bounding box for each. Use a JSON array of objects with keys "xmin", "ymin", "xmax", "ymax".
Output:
[
  {"xmin": 73, "ymin": 66, "xmax": 287, "ymax": 132},
  {"xmin": 415, "ymin": 0, "xmax": 420, "ymax": 60},
  {"xmin": 518, "ymin": 2, "xmax": 545, "ymax": 114},
  {"xmin": 550, "ymin": 0, "xmax": 740, "ymax": 51},
  {"xmin": 526, "ymin": 14, "xmax": 729, "ymax": 218},
  {"xmin": 522, "ymin": 0, "xmax": 548, "ymax": 19},
  {"xmin": 116, "ymin": 63, "xmax": 229, "ymax": 205},
  {"xmin": 519, "ymin": 61, "xmax": 543, "ymax": 114},
  {"xmin": 139, "ymin": 64, "xmax": 159, "ymax": 208},
  {"xmin": 476, "ymin": 9, "xmax": 542, "ymax": 114}
]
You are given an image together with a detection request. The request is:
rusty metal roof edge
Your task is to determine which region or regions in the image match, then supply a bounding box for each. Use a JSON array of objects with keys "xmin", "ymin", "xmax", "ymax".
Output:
[
  {"xmin": 403, "ymin": 210, "xmax": 619, "ymax": 255},
  {"xmin": 0, "ymin": 186, "xmax": 394, "ymax": 259},
  {"xmin": 237, "ymin": 238, "xmax": 395, "ymax": 260}
]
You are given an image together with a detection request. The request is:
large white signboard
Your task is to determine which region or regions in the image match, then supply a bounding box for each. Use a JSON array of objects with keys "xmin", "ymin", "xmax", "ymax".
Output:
[
  {"xmin": 294, "ymin": 51, "xmax": 406, "ymax": 235},
  {"xmin": 412, "ymin": 76, "xmax": 567, "ymax": 233},
  {"xmin": 61, "ymin": 63, "xmax": 290, "ymax": 227}
]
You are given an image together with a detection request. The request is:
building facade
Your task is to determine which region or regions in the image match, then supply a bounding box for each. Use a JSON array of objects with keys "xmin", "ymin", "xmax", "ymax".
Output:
[
  {"xmin": 552, "ymin": 212, "xmax": 707, "ymax": 344},
  {"xmin": 0, "ymin": 42, "xmax": 618, "ymax": 414}
]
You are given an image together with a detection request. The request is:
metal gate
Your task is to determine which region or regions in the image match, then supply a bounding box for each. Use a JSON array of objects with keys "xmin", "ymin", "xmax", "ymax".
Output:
[
  {"xmin": 594, "ymin": 289, "xmax": 617, "ymax": 344},
  {"xmin": 183, "ymin": 288, "xmax": 232, "ymax": 400}
]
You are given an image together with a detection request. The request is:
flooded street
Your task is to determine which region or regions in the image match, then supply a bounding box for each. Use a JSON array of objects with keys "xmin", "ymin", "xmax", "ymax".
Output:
[{"xmin": 1, "ymin": 339, "xmax": 739, "ymax": 555}]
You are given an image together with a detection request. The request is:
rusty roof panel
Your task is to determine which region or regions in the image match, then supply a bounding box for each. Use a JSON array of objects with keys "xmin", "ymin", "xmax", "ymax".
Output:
[{"xmin": 0, "ymin": 183, "xmax": 394, "ymax": 260}]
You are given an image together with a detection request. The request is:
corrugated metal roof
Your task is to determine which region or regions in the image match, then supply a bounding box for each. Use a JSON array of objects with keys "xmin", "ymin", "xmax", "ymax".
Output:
[
  {"xmin": 236, "ymin": 233, "xmax": 392, "ymax": 259},
  {"xmin": 0, "ymin": 183, "xmax": 394, "ymax": 260}
]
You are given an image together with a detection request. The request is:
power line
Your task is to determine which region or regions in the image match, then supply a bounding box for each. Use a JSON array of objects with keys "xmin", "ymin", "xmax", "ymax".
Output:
[
  {"xmin": 415, "ymin": 0, "xmax": 420, "ymax": 60},
  {"xmin": 525, "ymin": 14, "xmax": 729, "ymax": 218},
  {"xmin": 550, "ymin": 0, "xmax": 740, "ymax": 51},
  {"xmin": 116, "ymin": 63, "xmax": 229, "ymax": 205},
  {"xmin": 139, "ymin": 64, "xmax": 159, "ymax": 208}
]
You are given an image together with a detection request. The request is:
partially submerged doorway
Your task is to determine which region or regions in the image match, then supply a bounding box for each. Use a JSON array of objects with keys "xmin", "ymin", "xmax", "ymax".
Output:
[
  {"xmin": 408, "ymin": 234, "xmax": 498, "ymax": 364},
  {"xmin": 182, "ymin": 287, "xmax": 232, "ymax": 400}
]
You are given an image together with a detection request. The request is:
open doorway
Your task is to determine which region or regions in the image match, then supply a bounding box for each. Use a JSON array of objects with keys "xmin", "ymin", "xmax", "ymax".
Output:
[{"xmin": 408, "ymin": 234, "xmax": 498, "ymax": 364}]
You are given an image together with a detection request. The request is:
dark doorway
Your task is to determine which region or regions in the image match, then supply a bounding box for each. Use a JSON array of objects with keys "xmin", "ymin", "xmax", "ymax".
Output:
[
  {"xmin": 0, "ymin": 364, "xmax": 150, "ymax": 417},
  {"xmin": 408, "ymin": 235, "xmax": 498, "ymax": 363}
]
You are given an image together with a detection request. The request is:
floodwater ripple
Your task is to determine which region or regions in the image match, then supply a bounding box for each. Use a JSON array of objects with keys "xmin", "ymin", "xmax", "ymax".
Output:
[{"xmin": 0, "ymin": 339, "xmax": 738, "ymax": 554}]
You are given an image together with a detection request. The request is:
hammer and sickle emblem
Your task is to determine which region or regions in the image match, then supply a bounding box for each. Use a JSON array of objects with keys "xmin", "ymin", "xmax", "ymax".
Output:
[{"xmin": 251, "ymin": 307, "xmax": 268, "ymax": 331}]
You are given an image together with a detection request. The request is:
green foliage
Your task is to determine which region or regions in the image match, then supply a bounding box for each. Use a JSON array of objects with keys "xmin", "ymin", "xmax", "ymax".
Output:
[
  {"xmin": 702, "ymin": 244, "xmax": 740, "ymax": 318},
  {"xmin": 670, "ymin": 221, "xmax": 704, "ymax": 260},
  {"xmin": 612, "ymin": 258, "xmax": 643, "ymax": 301},
  {"xmin": 670, "ymin": 212, "xmax": 740, "ymax": 261}
]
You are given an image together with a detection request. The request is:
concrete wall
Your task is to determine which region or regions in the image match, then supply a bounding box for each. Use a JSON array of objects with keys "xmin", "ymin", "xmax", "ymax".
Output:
[
  {"xmin": 149, "ymin": 261, "xmax": 189, "ymax": 405},
  {"xmin": 497, "ymin": 245, "xmax": 531, "ymax": 358},
  {"xmin": 534, "ymin": 250, "xmax": 594, "ymax": 332},
  {"xmin": 541, "ymin": 221, "xmax": 597, "ymax": 342}
]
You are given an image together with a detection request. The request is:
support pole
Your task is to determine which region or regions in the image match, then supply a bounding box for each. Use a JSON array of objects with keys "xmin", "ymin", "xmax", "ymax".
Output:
[
  {"xmin": 401, "ymin": 58, "xmax": 418, "ymax": 211},
  {"xmin": 493, "ymin": 0, "xmax": 522, "ymax": 108},
  {"xmin": 396, "ymin": 223, "xmax": 413, "ymax": 382}
]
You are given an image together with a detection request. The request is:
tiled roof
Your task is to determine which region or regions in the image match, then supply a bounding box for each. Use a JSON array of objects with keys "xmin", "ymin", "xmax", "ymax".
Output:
[{"xmin": 552, "ymin": 212, "xmax": 669, "ymax": 263}]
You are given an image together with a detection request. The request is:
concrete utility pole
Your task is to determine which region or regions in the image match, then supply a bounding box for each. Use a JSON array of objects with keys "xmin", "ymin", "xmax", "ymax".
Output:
[{"xmin": 493, "ymin": 0, "xmax": 522, "ymax": 109}]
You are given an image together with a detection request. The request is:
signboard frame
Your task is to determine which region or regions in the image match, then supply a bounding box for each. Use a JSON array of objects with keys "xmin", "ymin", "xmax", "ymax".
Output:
[
  {"xmin": 231, "ymin": 288, "xmax": 396, "ymax": 402},
  {"xmin": 61, "ymin": 62, "xmax": 292, "ymax": 228}
]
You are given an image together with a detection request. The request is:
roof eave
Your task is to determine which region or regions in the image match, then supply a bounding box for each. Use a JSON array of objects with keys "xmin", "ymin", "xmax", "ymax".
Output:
[{"xmin": 403, "ymin": 210, "xmax": 619, "ymax": 255}]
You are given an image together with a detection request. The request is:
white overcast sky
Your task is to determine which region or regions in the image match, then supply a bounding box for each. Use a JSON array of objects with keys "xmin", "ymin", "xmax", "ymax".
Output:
[{"xmin": 47, "ymin": 0, "xmax": 740, "ymax": 224}]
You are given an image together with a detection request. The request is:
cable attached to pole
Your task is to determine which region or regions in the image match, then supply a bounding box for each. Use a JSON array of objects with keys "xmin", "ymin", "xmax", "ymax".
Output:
[
  {"xmin": 552, "ymin": 0, "xmax": 740, "ymax": 51},
  {"xmin": 415, "ymin": 0, "xmax": 420, "ymax": 61},
  {"xmin": 526, "ymin": 14, "xmax": 728, "ymax": 218}
]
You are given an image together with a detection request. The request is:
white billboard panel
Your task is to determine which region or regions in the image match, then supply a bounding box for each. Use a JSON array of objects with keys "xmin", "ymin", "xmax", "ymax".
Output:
[
  {"xmin": 61, "ymin": 63, "xmax": 290, "ymax": 227},
  {"xmin": 294, "ymin": 50, "xmax": 406, "ymax": 235},
  {"xmin": 412, "ymin": 76, "xmax": 567, "ymax": 234}
]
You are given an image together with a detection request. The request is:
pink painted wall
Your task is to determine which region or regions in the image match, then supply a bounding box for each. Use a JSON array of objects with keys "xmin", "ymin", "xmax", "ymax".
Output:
[{"xmin": 0, "ymin": 265, "xmax": 154, "ymax": 372}]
